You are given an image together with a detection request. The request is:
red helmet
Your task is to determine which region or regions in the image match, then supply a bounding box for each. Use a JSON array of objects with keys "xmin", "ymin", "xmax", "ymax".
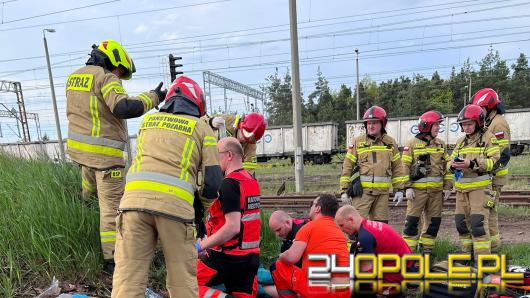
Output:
[
  {"xmin": 457, "ymin": 104, "xmax": 486, "ymax": 129},
  {"xmin": 363, "ymin": 106, "xmax": 387, "ymax": 128},
  {"xmin": 471, "ymin": 88, "xmax": 500, "ymax": 110},
  {"xmin": 165, "ymin": 76, "xmax": 206, "ymax": 116},
  {"xmin": 418, "ymin": 110, "xmax": 444, "ymax": 133},
  {"xmin": 238, "ymin": 112, "xmax": 266, "ymax": 144}
]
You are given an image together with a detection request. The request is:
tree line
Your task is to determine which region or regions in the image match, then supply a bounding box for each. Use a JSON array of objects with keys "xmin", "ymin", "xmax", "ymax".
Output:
[{"xmin": 261, "ymin": 49, "xmax": 530, "ymax": 145}]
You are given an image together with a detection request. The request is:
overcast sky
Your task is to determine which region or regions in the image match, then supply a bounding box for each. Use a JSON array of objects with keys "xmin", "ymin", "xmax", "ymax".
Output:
[{"xmin": 0, "ymin": 0, "xmax": 528, "ymax": 142}]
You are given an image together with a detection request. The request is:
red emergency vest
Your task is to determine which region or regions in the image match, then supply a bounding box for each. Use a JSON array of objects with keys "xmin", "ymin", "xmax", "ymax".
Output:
[{"xmin": 207, "ymin": 169, "xmax": 261, "ymax": 255}]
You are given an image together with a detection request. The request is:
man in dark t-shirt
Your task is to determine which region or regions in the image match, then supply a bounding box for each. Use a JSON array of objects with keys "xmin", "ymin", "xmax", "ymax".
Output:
[
  {"xmin": 268, "ymin": 210, "xmax": 309, "ymax": 267},
  {"xmin": 197, "ymin": 137, "xmax": 261, "ymax": 298}
]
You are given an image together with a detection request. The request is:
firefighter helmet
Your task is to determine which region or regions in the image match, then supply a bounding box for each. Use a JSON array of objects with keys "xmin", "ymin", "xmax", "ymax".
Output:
[
  {"xmin": 471, "ymin": 88, "xmax": 500, "ymax": 110},
  {"xmin": 238, "ymin": 112, "xmax": 266, "ymax": 144},
  {"xmin": 418, "ymin": 110, "xmax": 444, "ymax": 133},
  {"xmin": 457, "ymin": 104, "xmax": 486, "ymax": 129},
  {"xmin": 165, "ymin": 76, "xmax": 206, "ymax": 116},
  {"xmin": 97, "ymin": 39, "xmax": 135, "ymax": 80},
  {"xmin": 363, "ymin": 106, "xmax": 387, "ymax": 128}
]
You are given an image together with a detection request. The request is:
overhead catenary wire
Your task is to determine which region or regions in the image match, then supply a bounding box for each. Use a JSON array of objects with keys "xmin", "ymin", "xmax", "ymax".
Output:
[{"xmin": 0, "ymin": 0, "xmax": 119, "ymax": 24}]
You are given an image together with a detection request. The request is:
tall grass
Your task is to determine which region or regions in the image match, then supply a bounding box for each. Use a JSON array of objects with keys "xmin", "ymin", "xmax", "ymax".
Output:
[{"xmin": 0, "ymin": 154, "xmax": 100, "ymax": 297}]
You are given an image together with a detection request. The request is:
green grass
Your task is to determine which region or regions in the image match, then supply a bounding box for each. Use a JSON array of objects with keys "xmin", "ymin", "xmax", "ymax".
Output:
[
  {"xmin": 0, "ymin": 154, "xmax": 101, "ymax": 297},
  {"xmin": 507, "ymin": 155, "xmax": 530, "ymax": 175},
  {"xmin": 497, "ymin": 203, "xmax": 530, "ymax": 218}
]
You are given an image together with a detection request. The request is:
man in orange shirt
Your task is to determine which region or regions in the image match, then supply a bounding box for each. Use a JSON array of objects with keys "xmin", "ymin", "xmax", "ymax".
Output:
[{"xmin": 270, "ymin": 193, "xmax": 351, "ymax": 298}]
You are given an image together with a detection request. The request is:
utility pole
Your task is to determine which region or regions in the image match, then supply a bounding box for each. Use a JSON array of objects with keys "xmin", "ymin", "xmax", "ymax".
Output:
[
  {"xmin": 355, "ymin": 49, "xmax": 360, "ymax": 120},
  {"xmin": 43, "ymin": 28, "xmax": 65, "ymax": 161},
  {"xmin": 468, "ymin": 76, "xmax": 472, "ymax": 104},
  {"xmin": 289, "ymin": 0, "xmax": 304, "ymax": 193}
]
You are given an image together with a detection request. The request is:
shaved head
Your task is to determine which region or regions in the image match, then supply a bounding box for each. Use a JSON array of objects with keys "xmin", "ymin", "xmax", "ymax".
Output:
[
  {"xmin": 335, "ymin": 205, "xmax": 362, "ymax": 236},
  {"xmin": 269, "ymin": 210, "xmax": 293, "ymax": 239},
  {"xmin": 218, "ymin": 137, "xmax": 243, "ymax": 158},
  {"xmin": 217, "ymin": 137, "xmax": 244, "ymax": 173}
]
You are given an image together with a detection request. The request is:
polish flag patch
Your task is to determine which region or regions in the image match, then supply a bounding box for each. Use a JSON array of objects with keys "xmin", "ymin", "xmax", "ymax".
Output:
[
  {"xmin": 348, "ymin": 143, "xmax": 354, "ymax": 149},
  {"xmin": 403, "ymin": 146, "xmax": 410, "ymax": 151},
  {"xmin": 495, "ymin": 131, "xmax": 505, "ymax": 139}
]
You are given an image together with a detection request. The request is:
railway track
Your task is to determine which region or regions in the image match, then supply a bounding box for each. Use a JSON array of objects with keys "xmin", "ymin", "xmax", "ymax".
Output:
[{"xmin": 261, "ymin": 190, "xmax": 530, "ymax": 210}]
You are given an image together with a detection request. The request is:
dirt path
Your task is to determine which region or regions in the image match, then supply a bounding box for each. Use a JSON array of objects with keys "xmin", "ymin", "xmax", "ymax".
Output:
[{"xmin": 388, "ymin": 207, "xmax": 529, "ymax": 244}]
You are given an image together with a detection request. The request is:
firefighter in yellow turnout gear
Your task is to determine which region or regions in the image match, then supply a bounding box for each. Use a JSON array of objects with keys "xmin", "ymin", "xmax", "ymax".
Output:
[
  {"xmin": 205, "ymin": 113, "xmax": 267, "ymax": 174},
  {"xmin": 449, "ymin": 104, "xmax": 500, "ymax": 259},
  {"xmin": 111, "ymin": 76, "xmax": 223, "ymax": 298},
  {"xmin": 401, "ymin": 111, "xmax": 453, "ymax": 253},
  {"xmin": 471, "ymin": 88, "xmax": 511, "ymax": 252},
  {"xmin": 340, "ymin": 106, "xmax": 407, "ymax": 223},
  {"xmin": 66, "ymin": 40, "xmax": 164, "ymax": 269}
]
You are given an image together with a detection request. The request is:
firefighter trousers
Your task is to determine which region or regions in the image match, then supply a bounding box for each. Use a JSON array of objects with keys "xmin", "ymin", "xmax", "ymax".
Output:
[
  {"xmin": 81, "ymin": 165, "xmax": 125, "ymax": 261},
  {"xmin": 111, "ymin": 211, "xmax": 197, "ymax": 298},
  {"xmin": 402, "ymin": 188, "xmax": 442, "ymax": 251},
  {"xmin": 270, "ymin": 260, "xmax": 350, "ymax": 298},
  {"xmin": 454, "ymin": 188, "xmax": 492, "ymax": 258},
  {"xmin": 81, "ymin": 166, "xmax": 97, "ymax": 199},
  {"xmin": 352, "ymin": 192, "xmax": 389, "ymax": 222},
  {"xmin": 489, "ymin": 185, "xmax": 502, "ymax": 252}
]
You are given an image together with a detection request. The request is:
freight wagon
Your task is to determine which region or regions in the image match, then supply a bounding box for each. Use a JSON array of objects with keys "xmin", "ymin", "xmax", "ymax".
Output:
[
  {"xmin": 255, "ymin": 122, "xmax": 339, "ymax": 164},
  {"xmin": 345, "ymin": 108, "xmax": 530, "ymax": 155}
]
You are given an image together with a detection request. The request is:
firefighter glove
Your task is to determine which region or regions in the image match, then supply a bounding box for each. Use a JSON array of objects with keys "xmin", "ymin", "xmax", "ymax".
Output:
[
  {"xmin": 346, "ymin": 166, "xmax": 363, "ymax": 198},
  {"xmin": 405, "ymin": 188, "xmax": 415, "ymax": 201},
  {"xmin": 212, "ymin": 117, "xmax": 226, "ymax": 129},
  {"xmin": 443, "ymin": 190, "xmax": 452, "ymax": 200},
  {"xmin": 152, "ymin": 82, "xmax": 167, "ymax": 105},
  {"xmin": 341, "ymin": 192, "xmax": 351, "ymax": 204},
  {"xmin": 393, "ymin": 191, "xmax": 404, "ymax": 206}
]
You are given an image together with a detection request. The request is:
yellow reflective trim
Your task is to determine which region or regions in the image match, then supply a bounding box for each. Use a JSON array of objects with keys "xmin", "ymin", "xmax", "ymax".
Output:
[
  {"xmin": 495, "ymin": 168, "xmax": 508, "ymax": 176},
  {"xmin": 393, "ymin": 153, "xmax": 401, "ymax": 161},
  {"xmin": 357, "ymin": 147, "xmax": 391, "ymax": 154},
  {"xmin": 66, "ymin": 73, "xmax": 94, "ymax": 91},
  {"xmin": 486, "ymin": 159, "xmax": 493, "ymax": 172},
  {"xmin": 100, "ymin": 231, "xmax": 116, "ymax": 236},
  {"xmin": 455, "ymin": 179, "xmax": 491, "ymax": 189},
  {"xmin": 82, "ymin": 179, "xmax": 96, "ymax": 192},
  {"xmin": 203, "ymin": 136, "xmax": 218, "ymax": 147},
  {"xmin": 401, "ymin": 155, "xmax": 413, "ymax": 163},
  {"xmin": 138, "ymin": 93, "xmax": 153, "ymax": 110},
  {"xmin": 411, "ymin": 181, "xmax": 444, "ymax": 188},
  {"xmin": 179, "ymin": 138, "xmax": 195, "ymax": 182},
  {"xmin": 67, "ymin": 139, "xmax": 123, "ymax": 158},
  {"xmin": 497, "ymin": 139, "xmax": 509, "ymax": 146},
  {"xmin": 443, "ymin": 173, "xmax": 454, "ymax": 180},
  {"xmin": 486, "ymin": 147, "xmax": 500, "ymax": 155},
  {"xmin": 101, "ymin": 81, "xmax": 121, "ymax": 95},
  {"xmin": 125, "ymin": 180, "xmax": 194, "ymax": 205},
  {"xmin": 345, "ymin": 152, "xmax": 357, "ymax": 163},
  {"xmin": 103, "ymin": 84, "xmax": 126, "ymax": 99},
  {"xmin": 473, "ymin": 241, "xmax": 491, "ymax": 249},
  {"xmin": 404, "ymin": 238, "xmax": 418, "ymax": 247},
  {"xmin": 361, "ymin": 181, "xmax": 391, "ymax": 188},
  {"xmin": 392, "ymin": 176, "xmax": 408, "ymax": 184},
  {"xmin": 141, "ymin": 114, "xmax": 197, "ymax": 136},
  {"xmin": 132, "ymin": 132, "xmax": 145, "ymax": 173},
  {"xmin": 419, "ymin": 237, "xmax": 436, "ymax": 246},
  {"xmin": 340, "ymin": 177, "xmax": 350, "ymax": 183},
  {"xmin": 243, "ymin": 162, "xmax": 257, "ymax": 170},
  {"xmin": 89, "ymin": 96, "xmax": 101, "ymax": 137}
]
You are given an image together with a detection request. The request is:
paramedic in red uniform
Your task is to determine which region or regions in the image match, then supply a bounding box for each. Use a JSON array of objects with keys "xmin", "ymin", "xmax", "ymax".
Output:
[
  {"xmin": 335, "ymin": 205, "xmax": 412, "ymax": 297},
  {"xmin": 197, "ymin": 137, "xmax": 261, "ymax": 298}
]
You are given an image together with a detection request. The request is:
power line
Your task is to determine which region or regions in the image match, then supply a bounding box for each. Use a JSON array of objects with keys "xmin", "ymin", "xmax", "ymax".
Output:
[
  {"xmin": 0, "ymin": 0, "xmax": 118, "ymax": 24},
  {"xmin": 0, "ymin": 0, "xmax": 230, "ymax": 32},
  {"xmin": 0, "ymin": 0, "xmax": 512, "ymax": 60}
]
